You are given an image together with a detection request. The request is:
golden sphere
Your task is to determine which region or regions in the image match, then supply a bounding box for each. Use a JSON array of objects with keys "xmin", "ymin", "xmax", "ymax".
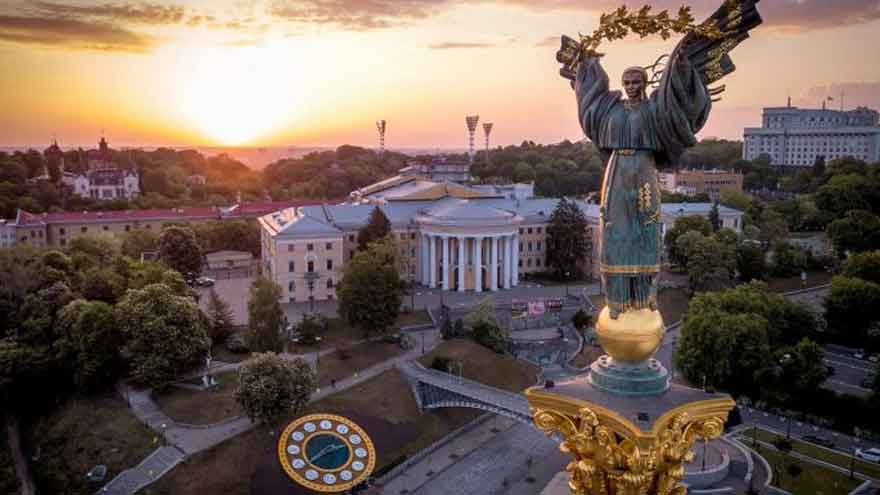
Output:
[{"xmin": 594, "ymin": 306, "xmax": 665, "ymax": 363}]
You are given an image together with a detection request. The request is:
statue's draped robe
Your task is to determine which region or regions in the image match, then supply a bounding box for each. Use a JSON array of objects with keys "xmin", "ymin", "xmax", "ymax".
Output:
[{"xmin": 576, "ymin": 55, "xmax": 711, "ymax": 315}]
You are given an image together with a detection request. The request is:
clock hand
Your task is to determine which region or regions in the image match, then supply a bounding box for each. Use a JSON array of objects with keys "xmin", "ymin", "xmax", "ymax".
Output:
[{"xmin": 310, "ymin": 444, "xmax": 345, "ymax": 463}]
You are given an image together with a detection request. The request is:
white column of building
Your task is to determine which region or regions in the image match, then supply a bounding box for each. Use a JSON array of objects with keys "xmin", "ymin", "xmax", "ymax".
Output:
[
  {"xmin": 457, "ymin": 236, "xmax": 466, "ymax": 292},
  {"xmin": 420, "ymin": 234, "xmax": 428, "ymax": 284},
  {"xmin": 474, "ymin": 236, "xmax": 483, "ymax": 293},
  {"xmin": 428, "ymin": 235, "xmax": 436, "ymax": 288},
  {"xmin": 503, "ymin": 235, "xmax": 512, "ymax": 289},
  {"xmin": 512, "ymin": 234, "xmax": 520, "ymax": 287},
  {"xmin": 490, "ymin": 236, "xmax": 498, "ymax": 292},
  {"xmin": 442, "ymin": 236, "xmax": 450, "ymax": 291}
]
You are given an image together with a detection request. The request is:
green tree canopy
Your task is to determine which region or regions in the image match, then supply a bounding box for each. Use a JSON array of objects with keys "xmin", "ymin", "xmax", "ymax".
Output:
[
  {"xmin": 827, "ymin": 210, "xmax": 880, "ymax": 256},
  {"xmin": 842, "ymin": 250, "xmax": 880, "ymax": 284},
  {"xmin": 708, "ymin": 202, "xmax": 721, "ymax": 232},
  {"xmin": 234, "ymin": 353, "xmax": 315, "ymax": 424},
  {"xmin": 158, "ymin": 225, "xmax": 203, "ymax": 276},
  {"xmin": 665, "ymin": 215, "xmax": 712, "ymax": 266},
  {"xmin": 247, "ymin": 277, "xmax": 285, "ymax": 352},
  {"xmin": 205, "ymin": 289, "xmax": 235, "ymax": 344},
  {"xmin": 546, "ymin": 197, "xmax": 589, "ymax": 279},
  {"xmin": 825, "ymin": 276, "xmax": 880, "ymax": 349},
  {"xmin": 117, "ymin": 283, "xmax": 210, "ymax": 388},
  {"xmin": 120, "ymin": 229, "xmax": 159, "ymax": 260},
  {"xmin": 56, "ymin": 299, "xmax": 123, "ymax": 392},
  {"xmin": 337, "ymin": 237, "xmax": 404, "ymax": 337},
  {"xmin": 356, "ymin": 206, "xmax": 392, "ymax": 251}
]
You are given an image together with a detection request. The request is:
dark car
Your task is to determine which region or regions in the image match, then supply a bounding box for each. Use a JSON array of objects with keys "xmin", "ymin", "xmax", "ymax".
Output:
[{"xmin": 802, "ymin": 435, "xmax": 835, "ymax": 449}]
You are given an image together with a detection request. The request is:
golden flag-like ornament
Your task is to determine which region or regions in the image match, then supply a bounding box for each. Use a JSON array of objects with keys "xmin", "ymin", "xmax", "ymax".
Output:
[{"xmin": 557, "ymin": 4, "xmax": 725, "ymax": 79}]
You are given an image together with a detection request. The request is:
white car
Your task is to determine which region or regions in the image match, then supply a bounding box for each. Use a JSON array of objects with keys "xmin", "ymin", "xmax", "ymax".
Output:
[
  {"xmin": 854, "ymin": 350, "xmax": 866, "ymax": 360},
  {"xmin": 855, "ymin": 448, "xmax": 880, "ymax": 464}
]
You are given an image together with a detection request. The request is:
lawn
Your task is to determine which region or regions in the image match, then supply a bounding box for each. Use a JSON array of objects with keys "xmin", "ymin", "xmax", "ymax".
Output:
[
  {"xmin": 317, "ymin": 340, "xmax": 408, "ymax": 387},
  {"xmin": 767, "ymin": 270, "xmax": 834, "ymax": 293},
  {"xmin": 746, "ymin": 427, "xmax": 880, "ymax": 480},
  {"xmin": 759, "ymin": 448, "xmax": 861, "ymax": 495},
  {"xmin": 26, "ymin": 396, "xmax": 156, "ymax": 495},
  {"xmin": 287, "ymin": 311, "xmax": 431, "ymax": 353},
  {"xmin": 146, "ymin": 369, "xmax": 480, "ymax": 495},
  {"xmin": 418, "ymin": 339, "xmax": 540, "ymax": 392},
  {"xmin": 155, "ymin": 372, "xmax": 242, "ymax": 425}
]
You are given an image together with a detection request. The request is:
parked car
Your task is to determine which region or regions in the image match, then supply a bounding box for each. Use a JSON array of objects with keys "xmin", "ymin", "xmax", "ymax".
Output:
[
  {"xmin": 869, "ymin": 354, "xmax": 879, "ymax": 363},
  {"xmin": 855, "ymin": 448, "xmax": 880, "ymax": 464},
  {"xmin": 802, "ymin": 435, "xmax": 835, "ymax": 449},
  {"xmin": 196, "ymin": 276, "xmax": 215, "ymax": 287},
  {"xmin": 854, "ymin": 349, "xmax": 867, "ymax": 360}
]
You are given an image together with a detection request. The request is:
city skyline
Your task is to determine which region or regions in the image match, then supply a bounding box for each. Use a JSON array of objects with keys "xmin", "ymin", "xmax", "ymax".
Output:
[{"xmin": 1, "ymin": 0, "xmax": 879, "ymax": 148}]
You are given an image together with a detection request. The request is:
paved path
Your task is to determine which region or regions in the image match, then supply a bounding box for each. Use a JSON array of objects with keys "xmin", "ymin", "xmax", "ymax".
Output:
[{"xmin": 97, "ymin": 446, "xmax": 185, "ymax": 495}]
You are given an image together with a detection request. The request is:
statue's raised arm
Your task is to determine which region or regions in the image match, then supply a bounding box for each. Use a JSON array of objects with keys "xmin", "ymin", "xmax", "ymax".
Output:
[{"xmin": 575, "ymin": 55, "xmax": 621, "ymax": 147}]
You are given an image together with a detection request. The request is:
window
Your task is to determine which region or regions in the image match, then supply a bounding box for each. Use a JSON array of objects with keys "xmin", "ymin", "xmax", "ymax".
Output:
[
  {"xmin": 125, "ymin": 225, "xmax": 130, "ymax": 232},
  {"xmin": 326, "ymin": 259, "xmax": 333, "ymax": 270},
  {"xmin": 518, "ymin": 259, "xmax": 523, "ymax": 267},
  {"xmin": 527, "ymin": 228, "xmax": 533, "ymax": 234},
  {"xmin": 528, "ymin": 242, "xmax": 533, "ymax": 252},
  {"xmin": 349, "ymin": 250, "xmax": 354, "ymax": 259},
  {"xmin": 327, "ymin": 279, "xmax": 334, "ymax": 289},
  {"xmin": 289, "ymin": 261, "xmax": 295, "ymax": 272},
  {"xmin": 536, "ymin": 259, "xmax": 542, "ymax": 267},
  {"xmin": 400, "ymin": 233, "xmax": 407, "ymax": 241},
  {"xmin": 326, "ymin": 242, "xmax": 333, "ymax": 250},
  {"xmin": 537, "ymin": 227, "xmax": 542, "ymax": 234},
  {"xmin": 519, "ymin": 243, "xmax": 523, "ymax": 252},
  {"xmin": 288, "ymin": 244, "xmax": 295, "ymax": 252},
  {"xmin": 59, "ymin": 228, "xmax": 65, "ymax": 235},
  {"xmin": 307, "ymin": 243, "xmax": 314, "ymax": 251},
  {"xmin": 519, "ymin": 228, "xmax": 524, "ymax": 235},
  {"xmin": 411, "ymin": 248, "xmax": 416, "ymax": 257},
  {"xmin": 527, "ymin": 259, "xmax": 532, "ymax": 267},
  {"xmin": 410, "ymin": 233, "xmax": 416, "ymax": 240},
  {"xmin": 348, "ymin": 235, "xmax": 355, "ymax": 242},
  {"xmin": 103, "ymin": 225, "xmax": 109, "ymax": 231},
  {"xmin": 288, "ymin": 281, "xmax": 295, "ymax": 292},
  {"xmin": 307, "ymin": 261, "xmax": 314, "ymax": 273},
  {"xmin": 537, "ymin": 241, "xmax": 542, "ymax": 251},
  {"xmin": 145, "ymin": 224, "xmax": 152, "ymax": 230},
  {"xmin": 59, "ymin": 239, "xmax": 66, "ymax": 246},
  {"xmin": 38, "ymin": 230, "xmax": 43, "ymax": 238},
  {"xmin": 81, "ymin": 227, "xmax": 88, "ymax": 233}
]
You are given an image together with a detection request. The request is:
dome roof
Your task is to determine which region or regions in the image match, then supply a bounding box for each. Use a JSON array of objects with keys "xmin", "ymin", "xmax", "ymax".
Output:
[{"xmin": 424, "ymin": 200, "xmax": 515, "ymax": 221}]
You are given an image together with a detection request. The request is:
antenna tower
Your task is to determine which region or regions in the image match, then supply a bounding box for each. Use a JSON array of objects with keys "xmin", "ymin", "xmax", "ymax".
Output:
[
  {"xmin": 482, "ymin": 123, "xmax": 493, "ymax": 162},
  {"xmin": 376, "ymin": 120, "xmax": 387, "ymax": 156},
  {"xmin": 466, "ymin": 115, "xmax": 480, "ymax": 162}
]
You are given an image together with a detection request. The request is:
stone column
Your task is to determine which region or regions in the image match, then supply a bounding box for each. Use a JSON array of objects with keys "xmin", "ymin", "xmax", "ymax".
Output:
[
  {"xmin": 490, "ymin": 236, "xmax": 498, "ymax": 292},
  {"xmin": 457, "ymin": 236, "xmax": 466, "ymax": 292},
  {"xmin": 428, "ymin": 235, "xmax": 436, "ymax": 288},
  {"xmin": 421, "ymin": 234, "xmax": 428, "ymax": 284},
  {"xmin": 512, "ymin": 234, "xmax": 520, "ymax": 287},
  {"xmin": 442, "ymin": 236, "xmax": 450, "ymax": 291},
  {"xmin": 503, "ymin": 235, "xmax": 512, "ymax": 290},
  {"xmin": 474, "ymin": 236, "xmax": 483, "ymax": 293}
]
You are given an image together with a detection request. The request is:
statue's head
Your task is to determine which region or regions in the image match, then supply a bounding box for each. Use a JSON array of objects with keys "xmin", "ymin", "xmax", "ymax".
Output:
[{"xmin": 622, "ymin": 67, "xmax": 648, "ymax": 102}]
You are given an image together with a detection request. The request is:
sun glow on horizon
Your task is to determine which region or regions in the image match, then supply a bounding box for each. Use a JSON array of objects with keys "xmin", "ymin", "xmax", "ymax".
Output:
[{"xmin": 180, "ymin": 42, "xmax": 302, "ymax": 145}]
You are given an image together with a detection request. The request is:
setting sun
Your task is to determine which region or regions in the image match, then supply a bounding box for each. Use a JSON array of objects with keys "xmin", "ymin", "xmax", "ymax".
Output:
[{"xmin": 181, "ymin": 43, "xmax": 302, "ymax": 145}]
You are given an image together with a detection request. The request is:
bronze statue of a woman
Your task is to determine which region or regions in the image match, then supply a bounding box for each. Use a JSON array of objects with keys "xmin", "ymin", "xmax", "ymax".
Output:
[{"xmin": 559, "ymin": 0, "xmax": 762, "ymax": 369}]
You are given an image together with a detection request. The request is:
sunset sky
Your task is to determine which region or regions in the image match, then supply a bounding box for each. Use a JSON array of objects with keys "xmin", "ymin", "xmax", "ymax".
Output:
[{"xmin": 0, "ymin": 0, "xmax": 878, "ymax": 149}]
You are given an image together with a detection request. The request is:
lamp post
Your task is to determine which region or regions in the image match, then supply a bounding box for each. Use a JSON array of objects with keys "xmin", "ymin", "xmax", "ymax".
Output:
[
  {"xmin": 850, "ymin": 438, "xmax": 860, "ymax": 479},
  {"xmin": 565, "ymin": 271, "xmax": 571, "ymax": 299},
  {"xmin": 304, "ymin": 271, "xmax": 319, "ymax": 314}
]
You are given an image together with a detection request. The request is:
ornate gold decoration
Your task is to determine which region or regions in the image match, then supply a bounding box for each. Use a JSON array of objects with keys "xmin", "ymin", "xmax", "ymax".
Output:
[
  {"xmin": 527, "ymin": 390, "xmax": 735, "ymax": 495},
  {"xmin": 557, "ymin": 4, "xmax": 725, "ymax": 72},
  {"xmin": 595, "ymin": 306, "xmax": 664, "ymax": 363},
  {"xmin": 277, "ymin": 414, "xmax": 377, "ymax": 493}
]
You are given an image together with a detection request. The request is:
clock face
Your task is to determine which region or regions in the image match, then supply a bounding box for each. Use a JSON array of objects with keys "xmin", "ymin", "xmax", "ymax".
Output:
[{"xmin": 278, "ymin": 414, "xmax": 376, "ymax": 492}]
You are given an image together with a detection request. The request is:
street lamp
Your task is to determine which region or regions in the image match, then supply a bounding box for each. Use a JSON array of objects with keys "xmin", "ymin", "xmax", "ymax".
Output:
[
  {"xmin": 304, "ymin": 271, "xmax": 319, "ymax": 314},
  {"xmin": 850, "ymin": 438, "xmax": 860, "ymax": 479},
  {"xmin": 565, "ymin": 271, "xmax": 571, "ymax": 299}
]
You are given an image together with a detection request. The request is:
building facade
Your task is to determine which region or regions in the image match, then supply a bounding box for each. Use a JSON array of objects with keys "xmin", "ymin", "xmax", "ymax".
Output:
[
  {"xmin": 259, "ymin": 194, "xmax": 743, "ymax": 303},
  {"xmin": 743, "ymin": 105, "xmax": 880, "ymax": 168},
  {"xmin": 659, "ymin": 169, "xmax": 744, "ymax": 201},
  {"xmin": 5, "ymin": 201, "xmax": 321, "ymax": 249}
]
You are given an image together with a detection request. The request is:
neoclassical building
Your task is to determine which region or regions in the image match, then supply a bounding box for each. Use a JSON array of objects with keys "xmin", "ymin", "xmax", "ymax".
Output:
[{"xmin": 259, "ymin": 179, "xmax": 744, "ymax": 303}]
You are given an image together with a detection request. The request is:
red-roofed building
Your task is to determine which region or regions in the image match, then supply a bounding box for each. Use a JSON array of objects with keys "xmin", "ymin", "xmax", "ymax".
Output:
[{"xmin": 7, "ymin": 200, "xmax": 327, "ymax": 249}]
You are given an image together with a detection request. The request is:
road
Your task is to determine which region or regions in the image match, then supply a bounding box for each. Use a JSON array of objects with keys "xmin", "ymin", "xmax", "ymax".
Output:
[{"xmin": 824, "ymin": 346, "xmax": 877, "ymax": 397}]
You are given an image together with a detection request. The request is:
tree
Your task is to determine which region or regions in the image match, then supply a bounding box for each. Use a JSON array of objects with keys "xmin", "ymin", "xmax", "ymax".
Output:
[
  {"xmin": 247, "ymin": 277, "xmax": 285, "ymax": 352},
  {"xmin": 295, "ymin": 314, "xmax": 324, "ymax": 344},
  {"xmin": 78, "ymin": 267, "xmax": 126, "ymax": 303},
  {"xmin": 736, "ymin": 242, "xmax": 767, "ymax": 281},
  {"xmin": 756, "ymin": 209, "xmax": 789, "ymax": 247},
  {"xmin": 827, "ymin": 210, "xmax": 880, "ymax": 255},
  {"xmin": 205, "ymin": 289, "xmax": 235, "ymax": 344},
  {"xmin": 678, "ymin": 233, "xmax": 735, "ymax": 292},
  {"xmin": 842, "ymin": 250, "xmax": 880, "ymax": 284},
  {"xmin": 720, "ymin": 190, "xmax": 753, "ymax": 216},
  {"xmin": 356, "ymin": 206, "xmax": 391, "ymax": 251},
  {"xmin": 472, "ymin": 320, "xmax": 507, "ymax": 354},
  {"xmin": 665, "ymin": 215, "xmax": 712, "ymax": 266},
  {"xmin": 117, "ymin": 283, "xmax": 210, "ymax": 389},
  {"xmin": 465, "ymin": 295, "xmax": 498, "ymax": 329},
  {"xmin": 824, "ymin": 276, "xmax": 880, "ymax": 347},
  {"xmin": 56, "ymin": 299, "xmax": 123, "ymax": 392},
  {"xmin": 770, "ymin": 242, "xmax": 806, "ymax": 278},
  {"xmin": 708, "ymin": 202, "xmax": 721, "ymax": 232},
  {"xmin": 121, "ymin": 229, "xmax": 159, "ymax": 260},
  {"xmin": 546, "ymin": 197, "xmax": 589, "ymax": 279},
  {"xmin": 234, "ymin": 353, "xmax": 315, "ymax": 424},
  {"xmin": 158, "ymin": 226, "xmax": 203, "ymax": 276},
  {"xmin": 812, "ymin": 155, "xmax": 826, "ymax": 178},
  {"xmin": 337, "ymin": 238, "xmax": 404, "ymax": 337}
]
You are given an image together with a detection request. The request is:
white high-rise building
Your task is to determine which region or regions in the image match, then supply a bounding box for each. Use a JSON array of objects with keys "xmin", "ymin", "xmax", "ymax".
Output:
[{"xmin": 743, "ymin": 104, "xmax": 880, "ymax": 168}]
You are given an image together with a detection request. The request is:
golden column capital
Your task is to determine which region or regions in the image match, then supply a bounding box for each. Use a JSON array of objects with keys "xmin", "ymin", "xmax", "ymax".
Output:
[{"xmin": 527, "ymin": 387, "xmax": 735, "ymax": 495}]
